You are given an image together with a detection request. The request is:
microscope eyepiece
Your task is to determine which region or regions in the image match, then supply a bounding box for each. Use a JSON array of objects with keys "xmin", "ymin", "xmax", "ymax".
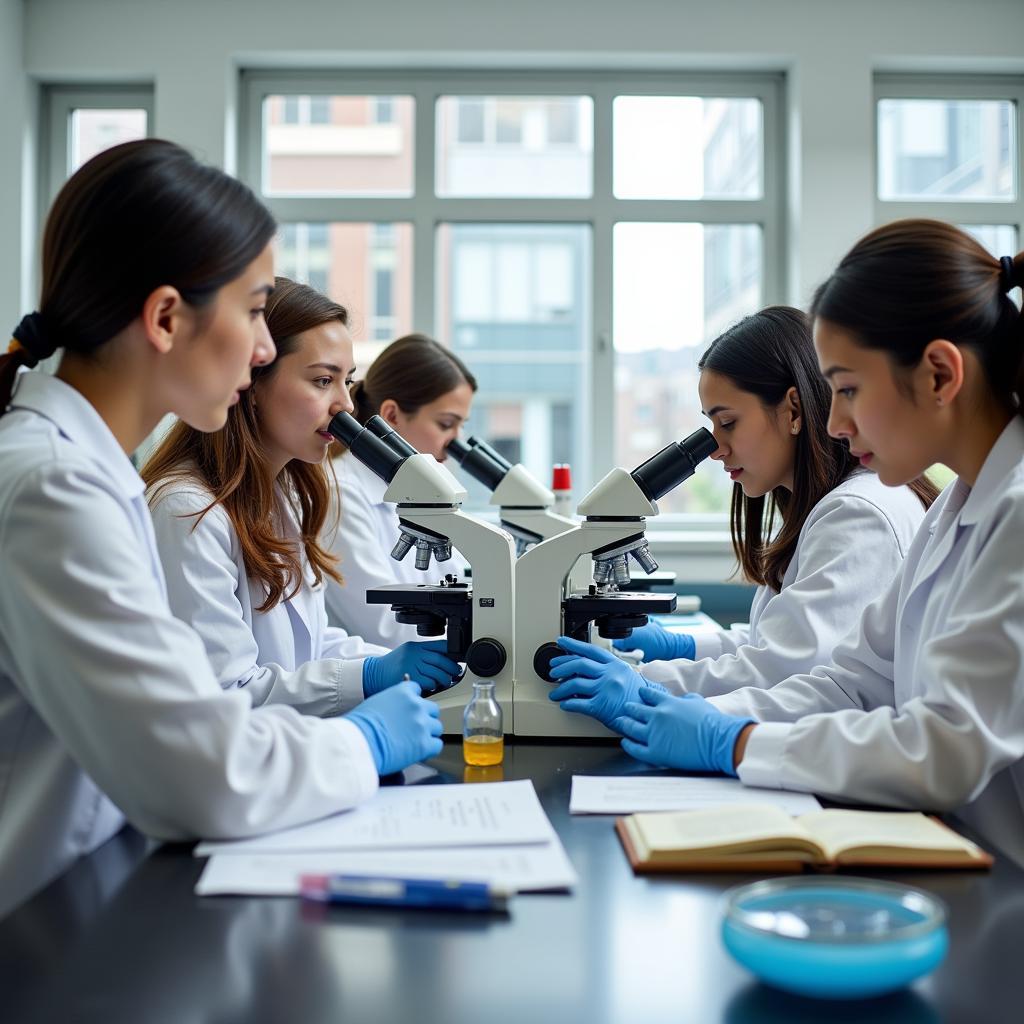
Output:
[
  {"xmin": 446, "ymin": 435, "xmax": 508, "ymax": 491},
  {"xmin": 467, "ymin": 437, "xmax": 514, "ymax": 473},
  {"xmin": 364, "ymin": 415, "xmax": 418, "ymax": 458},
  {"xmin": 630, "ymin": 427, "xmax": 718, "ymax": 502},
  {"xmin": 327, "ymin": 411, "xmax": 406, "ymax": 483}
]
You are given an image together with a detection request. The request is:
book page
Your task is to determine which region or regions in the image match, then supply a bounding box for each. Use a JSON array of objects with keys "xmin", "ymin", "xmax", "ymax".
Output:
[
  {"xmin": 631, "ymin": 804, "xmax": 824, "ymax": 861},
  {"xmin": 799, "ymin": 810, "xmax": 987, "ymax": 863}
]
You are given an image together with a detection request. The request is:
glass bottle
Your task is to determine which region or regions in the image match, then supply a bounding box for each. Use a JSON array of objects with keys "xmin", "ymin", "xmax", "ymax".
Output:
[{"xmin": 462, "ymin": 681, "xmax": 504, "ymax": 766}]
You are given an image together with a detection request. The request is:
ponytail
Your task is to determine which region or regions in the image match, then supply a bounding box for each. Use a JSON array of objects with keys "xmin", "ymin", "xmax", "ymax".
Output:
[
  {"xmin": 811, "ymin": 220, "xmax": 1023, "ymax": 421},
  {"xmin": 349, "ymin": 333, "xmax": 477, "ymax": 426},
  {"xmin": 1, "ymin": 138, "xmax": 276, "ymax": 413}
]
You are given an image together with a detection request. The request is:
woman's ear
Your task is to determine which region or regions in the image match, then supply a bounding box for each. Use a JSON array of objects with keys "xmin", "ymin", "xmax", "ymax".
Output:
[
  {"xmin": 378, "ymin": 398, "xmax": 401, "ymax": 426},
  {"xmin": 785, "ymin": 385, "xmax": 802, "ymax": 436},
  {"xmin": 920, "ymin": 339, "xmax": 964, "ymax": 407},
  {"xmin": 141, "ymin": 285, "xmax": 186, "ymax": 354}
]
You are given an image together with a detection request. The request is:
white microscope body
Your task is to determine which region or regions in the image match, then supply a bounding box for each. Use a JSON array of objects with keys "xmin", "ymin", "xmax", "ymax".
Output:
[
  {"xmin": 329, "ymin": 413, "xmax": 516, "ymax": 733},
  {"xmin": 512, "ymin": 430, "xmax": 717, "ymax": 738}
]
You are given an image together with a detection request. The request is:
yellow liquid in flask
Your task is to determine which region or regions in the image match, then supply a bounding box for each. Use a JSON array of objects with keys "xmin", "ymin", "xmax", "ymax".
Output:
[{"xmin": 463, "ymin": 734, "xmax": 504, "ymax": 766}]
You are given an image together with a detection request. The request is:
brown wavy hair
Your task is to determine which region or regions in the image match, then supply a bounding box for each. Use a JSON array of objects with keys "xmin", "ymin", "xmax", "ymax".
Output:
[
  {"xmin": 142, "ymin": 277, "xmax": 346, "ymax": 612},
  {"xmin": 699, "ymin": 306, "xmax": 938, "ymax": 591}
]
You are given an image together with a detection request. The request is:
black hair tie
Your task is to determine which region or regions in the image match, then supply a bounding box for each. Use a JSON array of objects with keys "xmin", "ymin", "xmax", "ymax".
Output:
[
  {"xmin": 11, "ymin": 312, "xmax": 55, "ymax": 367},
  {"xmin": 999, "ymin": 255, "xmax": 1016, "ymax": 293}
]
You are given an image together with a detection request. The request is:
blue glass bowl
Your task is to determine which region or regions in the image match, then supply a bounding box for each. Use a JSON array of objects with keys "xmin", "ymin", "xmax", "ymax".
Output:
[{"xmin": 722, "ymin": 877, "xmax": 949, "ymax": 1000}]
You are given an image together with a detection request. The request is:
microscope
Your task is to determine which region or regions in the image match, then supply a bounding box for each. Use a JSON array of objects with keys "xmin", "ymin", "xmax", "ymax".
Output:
[
  {"xmin": 328, "ymin": 412, "xmax": 517, "ymax": 732},
  {"xmin": 512, "ymin": 428, "xmax": 718, "ymax": 737},
  {"xmin": 446, "ymin": 436, "xmax": 577, "ymax": 555}
]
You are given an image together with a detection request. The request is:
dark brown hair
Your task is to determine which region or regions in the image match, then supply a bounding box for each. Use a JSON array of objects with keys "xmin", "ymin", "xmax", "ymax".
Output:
[
  {"xmin": 811, "ymin": 219, "xmax": 1023, "ymax": 420},
  {"xmin": 699, "ymin": 306, "xmax": 938, "ymax": 591},
  {"xmin": 2, "ymin": 138, "xmax": 276, "ymax": 408},
  {"xmin": 350, "ymin": 333, "xmax": 478, "ymax": 423},
  {"xmin": 142, "ymin": 278, "xmax": 346, "ymax": 612}
]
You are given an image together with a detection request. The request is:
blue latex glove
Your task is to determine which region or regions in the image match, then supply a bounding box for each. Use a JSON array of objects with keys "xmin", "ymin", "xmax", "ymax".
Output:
[
  {"xmin": 612, "ymin": 621, "xmax": 696, "ymax": 662},
  {"xmin": 547, "ymin": 635, "xmax": 665, "ymax": 729},
  {"xmin": 345, "ymin": 680, "xmax": 444, "ymax": 775},
  {"xmin": 363, "ymin": 639, "xmax": 462, "ymax": 697},
  {"xmin": 616, "ymin": 687, "xmax": 754, "ymax": 776}
]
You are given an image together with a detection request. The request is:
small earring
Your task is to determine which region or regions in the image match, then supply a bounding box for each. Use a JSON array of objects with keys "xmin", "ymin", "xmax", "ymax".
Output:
[{"xmin": 791, "ymin": 425, "xmax": 799, "ymax": 435}]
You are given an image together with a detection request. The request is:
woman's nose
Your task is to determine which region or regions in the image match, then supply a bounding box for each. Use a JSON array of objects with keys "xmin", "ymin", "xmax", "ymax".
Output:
[
  {"xmin": 709, "ymin": 440, "xmax": 729, "ymax": 461},
  {"xmin": 331, "ymin": 388, "xmax": 354, "ymax": 417},
  {"xmin": 252, "ymin": 319, "xmax": 276, "ymax": 367}
]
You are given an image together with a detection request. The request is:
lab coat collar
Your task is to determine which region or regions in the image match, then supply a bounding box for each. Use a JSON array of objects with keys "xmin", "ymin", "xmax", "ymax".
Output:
[
  {"xmin": 959, "ymin": 417, "xmax": 1024, "ymax": 527},
  {"xmin": 8, "ymin": 370, "xmax": 145, "ymax": 500}
]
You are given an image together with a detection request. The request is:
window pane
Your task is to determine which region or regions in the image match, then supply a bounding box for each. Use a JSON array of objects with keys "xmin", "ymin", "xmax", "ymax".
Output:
[
  {"xmin": 613, "ymin": 97, "xmax": 762, "ymax": 200},
  {"xmin": 877, "ymin": 98, "xmax": 1015, "ymax": 201},
  {"xmin": 436, "ymin": 223, "xmax": 590, "ymax": 508},
  {"xmin": 263, "ymin": 95, "xmax": 414, "ymax": 196},
  {"xmin": 613, "ymin": 223, "xmax": 762, "ymax": 514},
  {"xmin": 959, "ymin": 223, "xmax": 1018, "ymax": 257},
  {"xmin": 436, "ymin": 96, "xmax": 593, "ymax": 197},
  {"xmin": 274, "ymin": 222, "xmax": 413, "ymax": 367},
  {"xmin": 69, "ymin": 108, "xmax": 147, "ymax": 174}
]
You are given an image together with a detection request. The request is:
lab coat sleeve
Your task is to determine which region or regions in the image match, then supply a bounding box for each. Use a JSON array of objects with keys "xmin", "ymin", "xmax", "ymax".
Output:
[
  {"xmin": 691, "ymin": 623, "xmax": 750, "ymax": 661},
  {"xmin": 321, "ymin": 623, "xmax": 389, "ymax": 661},
  {"xmin": 150, "ymin": 487, "xmax": 367, "ymax": 716},
  {"xmin": 1, "ymin": 463, "xmax": 379, "ymax": 841},
  {"xmin": 642, "ymin": 493, "xmax": 911, "ymax": 697},
  {"xmin": 731, "ymin": 497, "xmax": 1024, "ymax": 810},
  {"xmin": 323, "ymin": 475, "xmax": 421, "ymax": 646}
]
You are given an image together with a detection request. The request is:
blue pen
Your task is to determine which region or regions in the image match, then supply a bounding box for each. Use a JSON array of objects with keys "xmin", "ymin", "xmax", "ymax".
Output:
[{"xmin": 300, "ymin": 874, "xmax": 511, "ymax": 913}]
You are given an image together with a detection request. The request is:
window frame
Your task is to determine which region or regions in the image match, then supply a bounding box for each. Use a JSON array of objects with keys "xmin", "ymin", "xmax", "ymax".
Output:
[
  {"xmin": 873, "ymin": 74, "xmax": 1024, "ymax": 239},
  {"xmin": 41, "ymin": 84, "xmax": 155, "ymax": 209},
  {"xmin": 240, "ymin": 69, "xmax": 785, "ymax": 527}
]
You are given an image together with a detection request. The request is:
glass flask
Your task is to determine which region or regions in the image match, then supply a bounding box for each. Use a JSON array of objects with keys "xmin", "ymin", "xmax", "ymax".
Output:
[{"xmin": 462, "ymin": 681, "xmax": 504, "ymax": 766}]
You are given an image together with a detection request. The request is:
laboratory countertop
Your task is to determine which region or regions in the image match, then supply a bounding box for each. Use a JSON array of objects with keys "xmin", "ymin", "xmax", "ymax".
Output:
[{"xmin": 2, "ymin": 741, "xmax": 1022, "ymax": 1024}]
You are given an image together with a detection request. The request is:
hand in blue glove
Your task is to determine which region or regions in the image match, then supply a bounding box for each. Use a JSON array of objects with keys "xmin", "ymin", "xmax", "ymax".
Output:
[
  {"xmin": 363, "ymin": 639, "xmax": 462, "ymax": 697},
  {"xmin": 346, "ymin": 680, "xmax": 444, "ymax": 775},
  {"xmin": 616, "ymin": 687, "xmax": 754, "ymax": 776},
  {"xmin": 612, "ymin": 621, "xmax": 696, "ymax": 663},
  {"xmin": 547, "ymin": 635, "xmax": 665, "ymax": 729}
]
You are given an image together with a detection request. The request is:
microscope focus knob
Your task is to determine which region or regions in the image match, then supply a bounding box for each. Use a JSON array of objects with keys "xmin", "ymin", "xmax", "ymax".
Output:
[
  {"xmin": 533, "ymin": 642, "xmax": 564, "ymax": 683},
  {"xmin": 466, "ymin": 638, "xmax": 506, "ymax": 677}
]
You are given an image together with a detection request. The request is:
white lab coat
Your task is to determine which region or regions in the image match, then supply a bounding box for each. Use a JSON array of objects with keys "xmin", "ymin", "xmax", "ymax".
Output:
[
  {"xmin": 643, "ymin": 471, "xmax": 927, "ymax": 696},
  {"xmin": 712, "ymin": 417, "xmax": 1024, "ymax": 867},
  {"xmin": 325, "ymin": 452, "xmax": 459, "ymax": 646},
  {"xmin": 148, "ymin": 478, "xmax": 387, "ymax": 716},
  {"xmin": 0, "ymin": 371, "xmax": 378, "ymax": 918}
]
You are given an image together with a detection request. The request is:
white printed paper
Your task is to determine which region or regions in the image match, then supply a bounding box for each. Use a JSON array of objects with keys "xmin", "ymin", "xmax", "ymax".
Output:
[
  {"xmin": 195, "ymin": 838, "xmax": 577, "ymax": 896},
  {"xmin": 569, "ymin": 775, "xmax": 822, "ymax": 816},
  {"xmin": 195, "ymin": 780, "xmax": 553, "ymax": 857}
]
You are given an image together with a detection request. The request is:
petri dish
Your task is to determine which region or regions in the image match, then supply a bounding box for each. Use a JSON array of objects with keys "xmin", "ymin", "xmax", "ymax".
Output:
[{"xmin": 722, "ymin": 876, "xmax": 949, "ymax": 1000}]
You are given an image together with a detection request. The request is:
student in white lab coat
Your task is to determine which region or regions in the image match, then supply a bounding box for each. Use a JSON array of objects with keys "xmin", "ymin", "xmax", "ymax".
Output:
[
  {"xmin": 325, "ymin": 334, "xmax": 477, "ymax": 646},
  {"xmin": 549, "ymin": 307, "xmax": 936, "ymax": 723},
  {"xmin": 612, "ymin": 221, "xmax": 1024, "ymax": 866},
  {"xmin": 143, "ymin": 279, "xmax": 462, "ymax": 710},
  {"xmin": 0, "ymin": 141, "xmax": 443, "ymax": 918}
]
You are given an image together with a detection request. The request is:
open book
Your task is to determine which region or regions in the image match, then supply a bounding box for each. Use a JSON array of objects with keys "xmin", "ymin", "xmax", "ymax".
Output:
[{"xmin": 616, "ymin": 804, "xmax": 993, "ymax": 873}]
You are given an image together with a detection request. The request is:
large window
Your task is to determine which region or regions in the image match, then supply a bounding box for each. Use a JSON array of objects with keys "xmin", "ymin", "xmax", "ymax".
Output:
[
  {"xmin": 875, "ymin": 76, "xmax": 1024, "ymax": 263},
  {"xmin": 242, "ymin": 72, "xmax": 783, "ymax": 516}
]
